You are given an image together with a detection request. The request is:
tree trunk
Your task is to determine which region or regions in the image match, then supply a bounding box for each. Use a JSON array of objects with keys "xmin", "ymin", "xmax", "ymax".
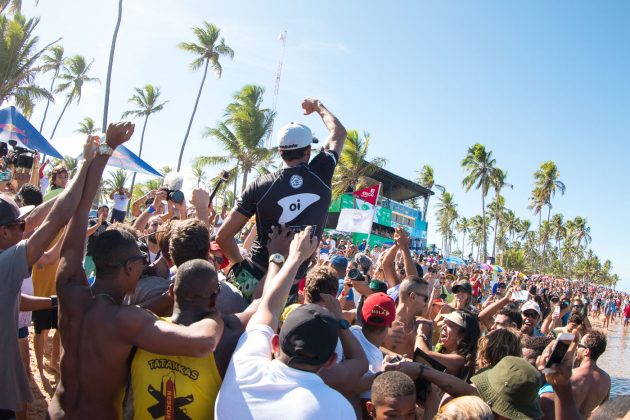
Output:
[
  {"xmin": 127, "ymin": 113, "xmax": 150, "ymax": 213},
  {"xmin": 102, "ymin": 0, "xmax": 124, "ymax": 130},
  {"xmin": 39, "ymin": 72, "xmax": 58, "ymax": 132},
  {"xmin": 481, "ymin": 193, "xmax": 487, "ymax": 261},
  {"xmin": 177, "ymin": 58, "xmax": 209, "ymax": 171},
  {"xmin": 241, "ymin": 168, "xmax": 249, "ymax": 193},
  {"xmin": 50, "ymin": 96, "xmax": 72, "ymax": 140},
  {"xmin": 462, "ymin": 231, "xmax": 466, "ymax": 255},
  {"xmin": 492, "ymin": 194, "xmax": 500, "ymax": 258}
]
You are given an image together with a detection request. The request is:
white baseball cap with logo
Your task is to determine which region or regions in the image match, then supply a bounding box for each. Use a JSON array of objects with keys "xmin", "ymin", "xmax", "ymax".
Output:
[{"xmin": 277, "ymin": 122, "xmax": 319, "ymax": 151}]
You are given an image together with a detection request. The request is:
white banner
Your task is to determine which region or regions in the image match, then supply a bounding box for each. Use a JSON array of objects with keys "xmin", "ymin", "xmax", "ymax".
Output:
[{"xmin": 336, "ymin": 208, "xmax": 373, "ymax": 234}]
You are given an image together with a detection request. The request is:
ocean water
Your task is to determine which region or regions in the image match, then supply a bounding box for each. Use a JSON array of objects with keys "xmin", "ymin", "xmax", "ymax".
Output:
[{"xmin": 593, "ymin": 316, "xmax": 630, "ymax": 397}]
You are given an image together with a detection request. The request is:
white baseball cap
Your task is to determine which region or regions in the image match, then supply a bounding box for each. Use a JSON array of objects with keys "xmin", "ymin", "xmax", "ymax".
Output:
[
  {"xmin": 277, "ymin": 122, "xmax": 318, "ymax": 150},
  {"xmin": 521, "ymin": 301, "xmax": 542, "ymax": 318}
]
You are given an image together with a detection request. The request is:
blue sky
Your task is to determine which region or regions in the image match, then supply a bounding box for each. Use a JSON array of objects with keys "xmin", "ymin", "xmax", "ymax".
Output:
[{"xmin": 20, "ymin": 1, "xmax": 630, "ymax": 290}]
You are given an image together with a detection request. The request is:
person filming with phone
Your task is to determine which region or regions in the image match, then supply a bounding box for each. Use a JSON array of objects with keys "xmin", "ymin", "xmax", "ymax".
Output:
[{"xmin": 216, "ymin": 98, "xmax": 346, "ymax": 302}]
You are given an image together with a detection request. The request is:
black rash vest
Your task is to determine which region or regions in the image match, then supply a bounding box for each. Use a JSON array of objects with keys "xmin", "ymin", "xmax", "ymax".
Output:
[{"xmin": 236, "ymin": 149, "xmax": 338, "ymax": 275}]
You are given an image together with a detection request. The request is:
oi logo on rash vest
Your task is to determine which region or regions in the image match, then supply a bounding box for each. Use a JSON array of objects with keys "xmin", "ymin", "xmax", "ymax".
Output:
[{"xmin": 277, "ymin": 193, "xmax": 320, "ymax": 224}]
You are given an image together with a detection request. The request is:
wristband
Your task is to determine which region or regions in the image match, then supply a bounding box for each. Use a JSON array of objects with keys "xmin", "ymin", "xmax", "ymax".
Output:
[{"xmin": 148, "ymin": 205, "xmax": 156, "ymax": 214}]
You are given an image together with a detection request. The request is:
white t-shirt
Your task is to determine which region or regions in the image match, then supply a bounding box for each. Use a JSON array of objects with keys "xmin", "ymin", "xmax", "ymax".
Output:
[
  {"xmin": 112, "ymin": 193, "xmax": 129, "ymax": 211},
  {"xmin": 215, "ymin": 324, "xmax": 354, "ymax": 420},
  {"xmin": 350, "ymin": 325, "xmax": 383, "ymax": 399}
]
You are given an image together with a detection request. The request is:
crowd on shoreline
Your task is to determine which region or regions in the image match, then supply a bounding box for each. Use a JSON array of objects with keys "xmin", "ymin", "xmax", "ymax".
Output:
[{"xmin": 1, "ymin": 99, "xmax": 629, "ymax": 420}]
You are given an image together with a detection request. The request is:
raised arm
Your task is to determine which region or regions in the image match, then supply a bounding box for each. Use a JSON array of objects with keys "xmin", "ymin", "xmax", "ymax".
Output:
[
  {"xmin": 301, "ymin": 98, "xmax": 347, "ymax": 156},
  {"xmin": 394, "ymin": 227, "xmax": 418, "ymax": 278},
  {"xmin": 190, "ymin": 188, "xmax": 209, "ymax": 226},
  {"xmin": 478, "ymin": 287, "xmax": 513, "ymax": 326},
  {"xmin": 318, "ymin": 294, "xmax": 369, "ymax": 394},
  {"xmin": 25, "ymin": 146, "xmax": 91, "ymax": 266},
  {"xmin": 381, "ymin": 243, "xmax": 400, "ymax": 288},
  {"xmin": 249, "ymin": 226, "xmax": 318, "ymax": 331},
  {"xmin": 56, "ymin": 123, "xmax": 135, "ymax": 293},
  {"xmin": 215, "ymin": 210, "xmax": 249, "ymax": 264}
]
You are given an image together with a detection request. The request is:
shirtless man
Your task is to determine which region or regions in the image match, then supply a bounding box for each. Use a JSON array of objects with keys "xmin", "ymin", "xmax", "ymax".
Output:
[
  {"xmin": 49, "ymin": 123, "xmax": 224, "ymax": 419},
  {"xmin": 382, "ymin": 276, "xmax": 432, "ymax": 357},
  {"xmin": 571, "ymin": 330, "xmax": 611, "ymax": 418}
]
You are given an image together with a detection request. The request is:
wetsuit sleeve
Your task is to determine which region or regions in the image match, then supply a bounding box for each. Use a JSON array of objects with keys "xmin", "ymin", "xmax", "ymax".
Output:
[
  {"xmin": 309, "ymin": 150, "xmax": 338, "ymax": 186},
  {"xmin": 235, "ymin": 179, "xmax": 257, "ymax": 218}
]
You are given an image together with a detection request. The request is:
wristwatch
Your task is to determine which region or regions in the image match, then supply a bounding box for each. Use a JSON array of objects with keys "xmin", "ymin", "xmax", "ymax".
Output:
[
  {"xmin": 50, "ymin": 295, "xmax": 58, "ymax": 307},
  {"xmin": 269, "ymin": 253, "xmax": 285, "ymax": 265},
  {"xmin": 97, "ymin": 143, "xmax": 114, "ymax": 156},
  {"xmin": 338, "ymin": 319, "xmax": 350, "ymax": 330}
]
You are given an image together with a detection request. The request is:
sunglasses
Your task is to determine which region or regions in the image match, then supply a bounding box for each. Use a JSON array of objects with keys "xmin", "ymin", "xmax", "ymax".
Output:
[
  {"xmin": 523, "ymin": 311, "xmax": 539, "ymax": 319},
  {"xmin": 0, "ymin": 220, "xmax": 26, "ymax": 232},
  {"xmin": 121, "ymin": 251, "xmax": 149, "ymax": 267}
]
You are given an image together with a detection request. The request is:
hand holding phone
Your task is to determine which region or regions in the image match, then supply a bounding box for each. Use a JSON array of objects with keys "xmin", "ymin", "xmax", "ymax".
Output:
[{"xmin": 545, "ymin": 333, "xmax": 575, "ymax": 369}]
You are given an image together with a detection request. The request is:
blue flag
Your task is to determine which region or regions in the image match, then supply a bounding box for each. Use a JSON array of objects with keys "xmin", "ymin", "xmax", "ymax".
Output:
[{"xmin": 0, "ymin": 106, "xmax": 63, "ymax": 158}]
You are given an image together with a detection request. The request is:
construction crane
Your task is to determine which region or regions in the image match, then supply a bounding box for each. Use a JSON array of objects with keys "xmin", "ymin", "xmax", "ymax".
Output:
[{"xmin": 265, "ymin": 30, "xmax": 287, "ymax": 147}]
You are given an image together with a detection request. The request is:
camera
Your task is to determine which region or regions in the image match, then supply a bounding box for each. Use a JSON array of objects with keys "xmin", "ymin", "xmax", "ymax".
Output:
[
  {"xmin": 219, "ymin": 170, "xmax": 230, "ymax": 182},
  {"xmin": 163, "ymin": 172, "xmax": 185, "ymax": 204},
  {"xmin": 1, "ymin": 140, "xmax": 35, "ymax": 170},
  {"xmin": 348, "ymin": 268, "xmax": 364, "ymax": 281}
]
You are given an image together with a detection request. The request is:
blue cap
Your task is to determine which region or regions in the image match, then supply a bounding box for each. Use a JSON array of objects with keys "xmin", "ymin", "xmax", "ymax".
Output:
[{"xmin": 330, "ymin": 255, "xmax": 348, "ymax": 269}]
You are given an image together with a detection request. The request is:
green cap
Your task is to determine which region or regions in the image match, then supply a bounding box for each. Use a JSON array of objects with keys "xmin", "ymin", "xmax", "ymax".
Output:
[{"xmin": 471, "ymin": 356, "xmax": 543, "ymax": 420}]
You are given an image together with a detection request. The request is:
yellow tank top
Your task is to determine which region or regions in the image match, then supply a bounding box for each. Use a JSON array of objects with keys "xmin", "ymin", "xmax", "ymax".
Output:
[{"xmin": 130, "ymin": 318, "xmax": 222, "ymax": 420}]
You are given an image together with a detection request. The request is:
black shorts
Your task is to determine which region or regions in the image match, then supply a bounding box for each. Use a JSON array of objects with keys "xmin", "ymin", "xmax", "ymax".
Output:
[
  {"xmin": 18, "ymin": 326, "xmax": 29, "ymax": 339},
  {"xmin": 32, "ymin": 308, "xmax": 58, "ymax": 333},
  {"xmin": 111, "ymin": 208, "xmax": 126, "ymax": 223}
]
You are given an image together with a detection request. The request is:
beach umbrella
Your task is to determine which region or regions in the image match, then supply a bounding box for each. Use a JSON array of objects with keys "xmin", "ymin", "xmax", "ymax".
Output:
[
  {"xmin": 0, "ymin": 106, "xmax": 63, "ymax": 158},
  {"xmin": 478, "ymin": 262, "xmax": 492, "ymax": 270},
  {"xmin": 493, "ymin": 265, "xmax": 505, "ymax": 273},
  {"xmin": 446, "ymin": 256, "xmax": 466, "ymax": 266}
]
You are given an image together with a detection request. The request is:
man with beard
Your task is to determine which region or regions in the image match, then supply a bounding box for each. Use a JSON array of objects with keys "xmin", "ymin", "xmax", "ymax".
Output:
[
  {"xmin": 143, "ymin": 215, "xmax": 163, "ymax": 263},
  {"xmin": 571, "ymin": 330, "xmax": 611, "ymax": 417}
]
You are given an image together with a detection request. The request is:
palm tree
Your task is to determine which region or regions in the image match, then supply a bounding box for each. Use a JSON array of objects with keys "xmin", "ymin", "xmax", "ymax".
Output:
[
  {"xmin": 121, "ymin": 84, "xmax": 168, "ymax": 206},
  {"xmin": 571, "ymin": 216, "xmax": 591, "ymax": 249},
  {"xmin": 191, "ymin": 159, "xmax": 207, "ymax": 188},
  {"xmin": 517, "ymin": 219, "xmax": 532, "ymax": 242},
  {"xmin": 502, "ymin": 210, "xmax": 519, "ymax": 244},
  {"xmin": 455, "ymin": 216, "xmax": 469, "ymax": 254},
  {"xmin": 195, "ymin": 84, "xmax": 276, "ymax": 195},
  {"xmin": 461, "ymin": 143, "xmax": 496, "ymax": 261},
  {"xmin": 489, "ymin": 168, "xmax": 512, "ymax": 258},
  {"xmin": 75, "ymin": 117, "xmax": 99, "ymax": 135},
  {"xmin": 435, "ymin": 191, "xmax": 457, "ymax": 255},
  {"xmin": 0, "ymin": 13, "xmax": 56, "ymax": 115},
  {"xmin": 468, "ymin": 215, "xmax": 489, "ymax": 260},
  {"xmin": 550, "ymin": 214, "xmax": 565, "ymax": 257},
  {"xmin": 49, "ymin": 55, "xmax": 99, "ymax": 139},
  {"xmin": 101, "ymin": 0, "xmax": 123, "ymax": 130},
  {"xmin": 104, "ymin": 168, "xmax": 129, "ymax": 196},
  {"xmin": 528, "ymin": 186, "xmax": 546, "ymax": 229},
  {"xmin": 417, "ymin": 164, "xmax": 444, "ymax": 221},
  {"xmin": 331, "ymin": 130, "xmax": 387, "ymax": 199},
  {"xmin": 177, "ymin": 22, "xmax": 234, "ymax": 171},
  {"xmin": 533, "ymin": 161, "xmax": 566, "ymax": 229},
  {"xmin": 39, "ymin": 44, "xmax": 65, "ymax": 131}
]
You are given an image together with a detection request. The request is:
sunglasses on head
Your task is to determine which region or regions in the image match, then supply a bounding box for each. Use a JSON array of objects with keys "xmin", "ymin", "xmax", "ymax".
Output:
[{"xmin": 121, "ymin": 251, "xmax": 149, "ymax": 267}]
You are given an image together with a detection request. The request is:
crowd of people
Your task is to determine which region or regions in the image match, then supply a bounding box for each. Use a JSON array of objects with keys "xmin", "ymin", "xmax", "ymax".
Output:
[{"xmin": 1, "ymin": 98, "xmax": 628, "ymax": 420}]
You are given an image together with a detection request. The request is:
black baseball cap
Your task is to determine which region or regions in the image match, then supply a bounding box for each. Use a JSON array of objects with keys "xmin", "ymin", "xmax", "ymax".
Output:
[
  {"xmin": 452, "ymin": 280, "xmax": 473, "ymax": 294},
  {"xmin": 0, "ymin": 194, "xmax": 34, "ymax": 225},
  {"xmin": 279, "ymin": 304, "xmax": 338, "ymax": 366}
]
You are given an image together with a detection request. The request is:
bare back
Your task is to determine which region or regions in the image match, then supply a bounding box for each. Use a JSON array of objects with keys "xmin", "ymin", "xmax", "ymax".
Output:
[
  {"xmin": 571, "ymin": 363, "xmax": 611, "ymax": 418},
  {"xmin": 49, "ymin": 285, "xmax": 139, "ymax": 419}
]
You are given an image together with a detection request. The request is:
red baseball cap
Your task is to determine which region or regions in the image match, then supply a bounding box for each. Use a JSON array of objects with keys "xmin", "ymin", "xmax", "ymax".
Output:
[
  {"xmin": 362, "ymin": 292, "xmax": 396, "ymax": 327},
  {"xmin": 209, "ymin": 241, "xmax": 229, "ymax": 270}
]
